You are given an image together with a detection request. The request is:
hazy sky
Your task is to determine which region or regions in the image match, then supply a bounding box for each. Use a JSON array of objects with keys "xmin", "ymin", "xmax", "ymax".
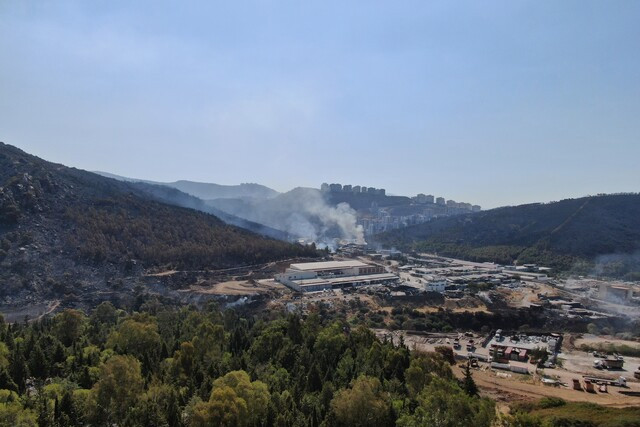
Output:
[{"xmin": 1, "ymin": 1, "xmax": 639, "ymax": 208}]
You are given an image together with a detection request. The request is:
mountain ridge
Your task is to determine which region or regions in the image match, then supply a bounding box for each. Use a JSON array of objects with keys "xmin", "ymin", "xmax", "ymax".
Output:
[
  {"xmin": 93, "ymin": 171, "xmax": 280, "ymax": 200},
  {"xmin": 374, "ymin": 193, "xmax": 640, "ymax": 278}
]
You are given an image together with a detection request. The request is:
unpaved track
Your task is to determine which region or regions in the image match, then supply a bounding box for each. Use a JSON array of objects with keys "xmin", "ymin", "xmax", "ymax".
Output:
[{"xmin": 454, "ymin": 366, "xmax": 640, "ymax": 408}]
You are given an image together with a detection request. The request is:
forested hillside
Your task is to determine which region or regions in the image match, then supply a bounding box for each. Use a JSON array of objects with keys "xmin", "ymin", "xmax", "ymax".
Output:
[
  {"xmin": 375, "ymin": 194, "xmax": 640, "ymax": 278},
  {"xmin": 126, "ymin": 181, "xmax": 295, "ymax": 241},
  {"xmin": 0, "ymin": 143, "xmax": 317, "ymax": 304},
  {"xmin": 0, "ymin": 303, "xmax": 496, "ymax": 426}
]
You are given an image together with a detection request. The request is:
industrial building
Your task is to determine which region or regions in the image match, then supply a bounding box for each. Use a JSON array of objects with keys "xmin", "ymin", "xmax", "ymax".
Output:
[
  {"xmin": 598, "ymin": 283, "xmax": 635, "ymax": 302},
  {"xmin": 276, "ymin": 260, "xmax": 398, "ymax": 292},
  {"xmin": 424, "ymin": 280, "xmax": 447, "ymax": 293},
  {"xmin": 487, "ymin": 332, "xmax": 561, "ymax": 363}
]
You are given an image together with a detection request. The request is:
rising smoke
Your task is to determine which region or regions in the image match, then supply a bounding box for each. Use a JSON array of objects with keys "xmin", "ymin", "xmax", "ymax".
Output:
[
  {"xmin": 591, "ymin": 250, "xmax": 640, "ymax": 280},
  {"xmin": 208, "ymin": 187, "xmax": 365, "ymax": 247}
]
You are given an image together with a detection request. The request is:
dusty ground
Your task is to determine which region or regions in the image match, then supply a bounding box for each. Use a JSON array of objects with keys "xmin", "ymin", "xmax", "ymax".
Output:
[
  {"xmin": 188, "ymin": 279, "xmax": 287, "ymax": 296},
  {"xmin": 146, "ymin": 270, "xmax": 179, "ymax": 277},
  {"xmin": 380, "ymin": 329, "xmax": 640, "ymax": 409},
  {"xmin": 496, "ymin": 280, "xmax": 561, "ymax": 309},
  {"xmin": 452, "ymin": 365, "xmax": 640, "ymax": 411},
  {"xmin": 574, "ymin": 334, "xmax": 640, "ymax": 349}
]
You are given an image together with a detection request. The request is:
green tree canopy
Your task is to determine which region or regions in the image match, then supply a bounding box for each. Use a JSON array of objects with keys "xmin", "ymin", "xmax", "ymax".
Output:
[
  {"xmin": 331, "ymin": 375, "xmax": 392, "ymax": 427},
  {"xmin": 89, "ymin": 355, "xmax": 144, "ymax": 425}
]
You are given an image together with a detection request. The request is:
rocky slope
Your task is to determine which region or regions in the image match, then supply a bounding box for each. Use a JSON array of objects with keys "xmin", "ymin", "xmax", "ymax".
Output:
[{"xmin": 0, "ymin": 142, "xmax": 317, "ymax": 307}]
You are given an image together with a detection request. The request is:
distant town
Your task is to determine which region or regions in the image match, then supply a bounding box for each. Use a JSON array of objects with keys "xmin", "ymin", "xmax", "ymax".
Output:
[{"xmin": 321, "ymin": 183, "xmax": 481, "ymax": 236}]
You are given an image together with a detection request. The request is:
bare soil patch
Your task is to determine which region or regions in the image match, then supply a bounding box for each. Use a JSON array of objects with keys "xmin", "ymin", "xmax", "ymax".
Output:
[
  {"xmin": 454, "ymin": 366, "xmax": 640, "ymax": 409},
  {"xmin": 189, "ymin": 279, "xmax": 287, "ymax": 296}
]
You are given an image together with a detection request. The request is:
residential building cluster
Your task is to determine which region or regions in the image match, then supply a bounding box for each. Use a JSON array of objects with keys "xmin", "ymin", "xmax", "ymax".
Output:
[
  {"xmin": 319, "ymin": 184, "xmax": 481, "ymax": 237},
  {"xmin": 358, "ymin": 208, "xmax": 434, "ymax": 235},
  {"xmin": 358, "ymin": 200, "xmax": 480, "ymax": 236},
  {"xmin": 321, "ymin": 183, "xmax": 386, "ymax": 196},
  {"xmin": 413, "ymin": 193, "xmax": 481, "ymax": 213}
]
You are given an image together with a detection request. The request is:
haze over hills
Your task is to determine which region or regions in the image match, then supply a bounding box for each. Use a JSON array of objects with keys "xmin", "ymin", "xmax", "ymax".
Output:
[
  {"xmin": 94, "ymin": 171, "xmax": 280, "ymax": 200},
  {"xmin": 374, "ymin": 194, "xmax": 640, "ymax": 278},
  {"xmin": 124, "ymin": 181, "xmax": 294, "ymax": 241},
  {"xmin": 207, "ymin": 187, "xmax": 366, "ymax": 246},
  {"xmin": 0, "ymin": 143, "xmax": 317, "ymax": 306},
  {"xmin": 96, "ymin": 173, "xmax": 364, "ymax": 244},
  {"xmin": 98, "ymin": 168, "xmax": 640, "ymax": 278}
]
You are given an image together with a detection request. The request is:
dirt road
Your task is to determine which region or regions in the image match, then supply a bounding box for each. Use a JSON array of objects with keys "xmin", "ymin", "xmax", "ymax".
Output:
[{"xmin": 454, "ymin": 365, "xmax": 640, "ymax": 410}]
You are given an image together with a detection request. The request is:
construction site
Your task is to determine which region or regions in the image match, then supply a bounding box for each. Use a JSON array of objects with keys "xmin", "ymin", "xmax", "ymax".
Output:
[{"xmin": 376, "ymin": 329, "xmax": 640, "ymax": 409}]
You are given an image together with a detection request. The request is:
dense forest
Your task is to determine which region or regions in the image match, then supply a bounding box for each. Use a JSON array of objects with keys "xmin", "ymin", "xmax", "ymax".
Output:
[
  {"xmin": 374, "ymin": 194, "xmax": 640, "ymax": 278},
  {"xmin": 0, "ymin": 302, "xmax": 497, "ymax": 426},
  {"xmin": 0, "ymin": 143, "xmax": 317, "ymax": 304},
  {"xmin": 125, "ymin": 182, "xmax": 294, "ymax": 241},
  {"xmin": 63, "ymin": 196, "xmax": 312, "ymax": 269},
  {"xmin": 1, "ymin": 301, "xmax": 636, "ymax": 427}
]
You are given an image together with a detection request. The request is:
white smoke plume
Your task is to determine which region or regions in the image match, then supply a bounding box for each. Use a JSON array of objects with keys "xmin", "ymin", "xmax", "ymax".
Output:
[
  {"xmin": 591, "ymin": 250, "xmax": 640, "ymax": 279},
  {"xmin": 208, "ymin": 187, "xmax": 365, "ymax": 245}
]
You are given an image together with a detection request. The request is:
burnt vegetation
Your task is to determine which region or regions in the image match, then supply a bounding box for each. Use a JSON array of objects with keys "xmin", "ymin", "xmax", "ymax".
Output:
[{"xmin": 0, "ymin": 142, "xmax": 318, "ymax": 303}]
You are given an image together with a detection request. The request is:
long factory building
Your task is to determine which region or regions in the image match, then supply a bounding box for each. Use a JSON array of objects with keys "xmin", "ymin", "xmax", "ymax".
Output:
[{"xmin": 276, "ymin": 260, "xmax": 398, "ymax": 292}]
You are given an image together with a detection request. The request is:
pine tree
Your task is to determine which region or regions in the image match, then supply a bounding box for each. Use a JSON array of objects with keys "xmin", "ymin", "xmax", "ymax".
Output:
[
  {"xmin": 160, "ymin": 341, "xmax": 169, "ymax": 360},
  {"xmin": 306, "ymin": 363, "xmax": 323, "ymax": 393},
  {"xmin": 29, "ymin": 343, "xmax": 49, "ymax": 379},
  {"xmin": 59, "ymin": 390, "xmax": 77, "ymax": 426},
  {"xmin": 37, "ymin": 394, "xmax": 52, "ymax": 427},
  {"xmin": 0, "ymin": 366, "xmax": 18, "ymax": 392},
  {"xmin": 79, "ymin": 366, "xmax": 92, "ymax": 389},
  {"xmin": 54, "ymin": 397, "xmax": 61, "ymax": 424},
  {"xmin": 9, "ymin": 344, "xmax": 28, "ymax": 393},
  {"xmin": 4, "ymin": 327, "xmax": 14, "ymax": 350},
  {"xmin": 166, "ymin": 389, "xmax": 182, "ymax": 427},
  {"xmin": 462, "ymin": 362, "xmax": 478, "ymax": 396}
]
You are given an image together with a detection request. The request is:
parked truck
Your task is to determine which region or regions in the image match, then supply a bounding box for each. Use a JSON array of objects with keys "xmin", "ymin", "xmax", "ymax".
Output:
[{"xmin": 582, "ymin": 375, "xmax": 627, "ymax": 387}]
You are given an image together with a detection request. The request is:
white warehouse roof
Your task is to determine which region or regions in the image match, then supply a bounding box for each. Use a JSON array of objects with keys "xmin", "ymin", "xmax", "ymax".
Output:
[{"xmin": 289, "ymin": 260, "xmax": 369, "ymax": 271}]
